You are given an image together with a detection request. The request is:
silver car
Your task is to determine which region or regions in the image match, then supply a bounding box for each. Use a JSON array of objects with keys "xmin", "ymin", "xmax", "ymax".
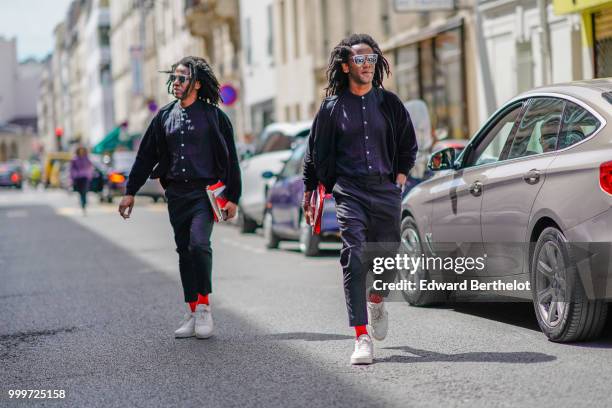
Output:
[{"xmin": 401, "ymin": 79, "xmax": 612, "ymax": 342}]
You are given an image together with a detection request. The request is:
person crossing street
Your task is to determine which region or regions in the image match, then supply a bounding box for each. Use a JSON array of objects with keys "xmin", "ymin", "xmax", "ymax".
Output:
[
  {"xmin": 303, "ymin": 34, "xmax": 418, "ymax": 365},
  {"xmin": 118, "ymin": 56, "xmax": 241, "ymax": 339}
]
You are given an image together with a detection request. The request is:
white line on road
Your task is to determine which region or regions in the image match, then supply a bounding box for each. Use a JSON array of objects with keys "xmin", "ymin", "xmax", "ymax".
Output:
[{"xmin": 220, "ymin": 237, "xmax": 266, "ymax": 254}]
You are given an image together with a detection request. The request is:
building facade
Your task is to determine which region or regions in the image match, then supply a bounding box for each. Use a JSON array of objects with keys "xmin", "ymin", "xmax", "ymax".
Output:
[
  {"xmin": 478, "ymin": 0, "xmax": 583, "ymax": 124},
  {"xmin": 153, "ymin": 0, "xmax": 206, "ymax": 109},
  {"xmin": 239, "ymin": 0, "xmax": 277, "ymax": 137},
  {"xmin": 84, "ymin": 0, "xmax": 115, "ymax": 146},
  {"xmin": 185, "ymin": 0, "xmax": 246, "ymax": 139},
  {"xmin": 110, "ymin": 0, "xmax": 157, "ymax": 137},
  {"xmin": 1, "ymin": 37, "xmax": 42, "ymax": 160},
  {"xmin": 553, "ymin": 0, "xmax": 612, "ymax": 79}
]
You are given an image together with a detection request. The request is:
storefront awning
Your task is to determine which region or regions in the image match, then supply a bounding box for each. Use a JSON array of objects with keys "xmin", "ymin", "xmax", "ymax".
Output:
[
  {"xmin": 553, "ymin": 0, "xmax": 612, "ymax": 15},
  {"xmin": 92, "ymin": 127, "xmax": 140, "ymax": 154}
]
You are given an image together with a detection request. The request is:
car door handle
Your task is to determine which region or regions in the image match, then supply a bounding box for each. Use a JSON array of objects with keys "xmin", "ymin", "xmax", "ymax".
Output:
[
  {"xmin": 523, "ymin": 169, "xmax": 541, "ymax": 185},
  {"xmin": 469, "ymin": 181, "xmax": 483, "ymax": 197}
]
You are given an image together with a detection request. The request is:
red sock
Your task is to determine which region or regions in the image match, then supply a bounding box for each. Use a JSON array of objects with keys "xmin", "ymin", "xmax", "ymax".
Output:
[
  {"xmin": 188, "ymin": 301, "xmax": 197, "ymax": 313},
  {"xmin": 368, "ymin": 293, "xmax": 383, "ymax": 303},
  {"xmin": 197, "ymin": 293, "xmax": 209, "ymax": 305},
  {"xmin": 354, "ymin": 325, "xmax": 368, "ymax": 338}
]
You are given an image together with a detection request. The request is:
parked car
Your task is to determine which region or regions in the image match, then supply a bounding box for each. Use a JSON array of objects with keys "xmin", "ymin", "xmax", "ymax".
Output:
[
  {"xmin": 401, "ymin": 79, "xmax": 612, "ymax": 342},
  {"xmin": 99, "ymin": 151, "xmax": 165, "ymax": 203},
  {"xmin": 0, "ymin": 161, "xmax": 23, "ymax": 189},
  {"xmin": 263, "ymin": 142, "xmax": 340, "ymax": 256},
  {"xmin": 239, "ymin": 121, "xmax": 312, "ymax": 233}
]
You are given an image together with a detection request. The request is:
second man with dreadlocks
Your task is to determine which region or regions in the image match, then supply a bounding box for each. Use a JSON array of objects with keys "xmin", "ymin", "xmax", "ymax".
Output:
[
  {"xmin": 303, "ymin": 34, "xmax": 418, "ymax": 365},
  {"xmin": 118, "ymin": 56, "xmax": 241, "ymax": 339}
]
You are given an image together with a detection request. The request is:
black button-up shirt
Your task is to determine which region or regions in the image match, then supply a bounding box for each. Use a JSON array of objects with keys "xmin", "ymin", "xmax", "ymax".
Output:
[
  {"xmin": 163, "ymin": 99, "xmax": 216, "ymax": 182},
  {"xmin": 335, "ymin": 88, "xmax": 391, "ymax": 177}
]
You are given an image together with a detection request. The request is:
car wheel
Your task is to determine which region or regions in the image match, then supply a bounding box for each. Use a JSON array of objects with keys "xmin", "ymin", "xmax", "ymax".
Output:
[
  {"xmin": 239, "ymin": 207, "xmax": 258, "ymax": 233},
  {"xmin": 299, "ymin": 216, "xmax": 320, "ymax": 257},
  {"xmin": 531, "ymin": 227, "xmax": 607, "ymax": 342},
  {"xmin": 263, "ymin": 212, "xmax": 280, "ymax": 249},
  {"xmin": 398, "ymin": 216, "xmax": 447, "ymax": 306}
]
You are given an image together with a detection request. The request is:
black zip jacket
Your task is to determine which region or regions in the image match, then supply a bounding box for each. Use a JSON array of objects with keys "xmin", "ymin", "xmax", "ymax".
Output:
[
  {"xmin": 303, "ymin": 87, "xmax": 418, "ymax": 192},
  {"xmin": 125, "ymin": 100, "xmax": 242, "ymax": 203}
]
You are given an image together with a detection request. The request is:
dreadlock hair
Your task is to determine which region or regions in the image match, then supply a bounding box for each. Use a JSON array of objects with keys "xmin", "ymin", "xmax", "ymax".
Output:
[
  {"xmin": 325, "ymin": 34, "xmax": 391, "ymax": 97},
  {"xmin": 163, "ymin": 56, "xmax": 221, "ymax": 105}
]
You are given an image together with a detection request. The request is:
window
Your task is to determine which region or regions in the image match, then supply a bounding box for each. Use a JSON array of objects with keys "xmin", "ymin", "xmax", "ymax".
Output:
[
  {"xmin": 257, "ymin": 132, "xmax": 293, "ymax": 154},
  {"xmin": 245, "ymin": 17, "xmax": 252, "ymax": 66},
  {"xmin": 558, "ymin": 101, "xmax": 601, "ymax": 149},
  {"xmin": 507, "ymin": 98, "xmax": 565, "ymax": 159},
  {"xmin": 467, "ymin": 104, "xmax": 523, "ymax": 167},
  {"xmin": 321, "ymin": 0, "xmax": 329, "ymax": 59},
  {"xmin": 279, "ymin": 143, "xmax": 306, "ymax": 178},
  {"xmin": 396, "ymin": 26, "xmax": 466, "ymax": 140},
  {"xmin": 293, "ymin": 0, "xmax": 300, "ymax": 58},
  {"xmin": 99, "ymin": 26, "xmax": 110, "ymax": 47},
  {"xmin": 280, "ymin": 1, "xmax": 287, "ymax": 64},
  {"xmin": 267, "ymin": 4, "xmax": 274, "ymax": 59},
  {"xmin": 515, "ymin": 40, "xmax": 533, "ymax": 93}
]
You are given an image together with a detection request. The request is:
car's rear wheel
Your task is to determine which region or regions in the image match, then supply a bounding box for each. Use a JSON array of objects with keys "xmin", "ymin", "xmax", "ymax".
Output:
[
  {"xmin": 399, "ymin": 216, "xmax": 447, "ymax": 306},
  {"xmin": 531, "ymin": 227, "xmax": 608, "ymax": 342},
  {"xmin": 239, "ymin": 207, "xmax": 258, "ymax": 233},
  {"xmin": 263, "ymin": 212, "xmax": 280, "ymax": 249},
  {"xmin": 299, "ymin": 217, "xmax": 320, "ymax": 257}
]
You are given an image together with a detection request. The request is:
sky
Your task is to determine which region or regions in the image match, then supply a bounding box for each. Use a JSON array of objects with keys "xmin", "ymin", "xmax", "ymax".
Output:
[{"xmin": 0, "ymin": 0, "xmax": 75, "ymax": 62}]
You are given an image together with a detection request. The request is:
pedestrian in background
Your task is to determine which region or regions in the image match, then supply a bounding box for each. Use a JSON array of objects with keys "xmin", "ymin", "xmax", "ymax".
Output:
[
  {"xmin": 118, "ymin": 56, "xmax": 241, "ymax": 339},
  {"xmin": 303, "ymin": 34, "xmax": 418, "ymax": 365},
  {"xmin": 70, "ymin": 146, "xmax": 93, "ymax": 215}
]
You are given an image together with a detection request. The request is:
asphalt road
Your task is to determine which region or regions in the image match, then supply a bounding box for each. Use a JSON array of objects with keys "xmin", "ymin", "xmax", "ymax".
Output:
[{"xmin": 1, "ymin": 188, "xmax": 611, "ymax": 408}]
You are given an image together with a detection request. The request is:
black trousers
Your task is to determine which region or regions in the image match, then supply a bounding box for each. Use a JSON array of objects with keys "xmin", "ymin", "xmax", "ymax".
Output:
[
  {"xmin": 332, "ymin": 175, "xmax": 401, "ymax": 327},
  {"xmin": 72, "ymin": 177, "xmax": 90, "ymax": 209},
  {"xmin": 166, "ymin": 181, "xmax": 215, "ymax": 303}
]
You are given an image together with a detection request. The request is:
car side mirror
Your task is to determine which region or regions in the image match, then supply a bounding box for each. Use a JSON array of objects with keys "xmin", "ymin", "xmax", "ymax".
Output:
[
  {"xmin": 261, "ymin": 170, "xmax": 276, "ymax": 179},
  {"xmin": 427, "ymin": 147, "xmax": 456, "ymax": 171}
]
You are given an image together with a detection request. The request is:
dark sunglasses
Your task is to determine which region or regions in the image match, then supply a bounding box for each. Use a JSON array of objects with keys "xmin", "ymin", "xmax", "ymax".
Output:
[
  {"xmin": 351, "ymin": 54, "xmax": 378, "ymax": 66},
  {"xmin": 169, "ymin": 74, "xmax": 191, "ymax": 84}
]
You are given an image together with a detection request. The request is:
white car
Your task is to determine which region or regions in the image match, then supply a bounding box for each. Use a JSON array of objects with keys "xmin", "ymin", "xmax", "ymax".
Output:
[{"xmin": 239, "ymin": 121, "xmax": 311, "ymax": 233}]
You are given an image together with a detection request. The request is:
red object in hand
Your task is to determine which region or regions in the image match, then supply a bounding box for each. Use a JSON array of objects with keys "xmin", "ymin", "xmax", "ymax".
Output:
[
  {"xmin": 310, "ymin": 183, "xmax": 327, "ymax": 235},
  {"xmin": 207, "ymin": 181, "xmax": 229, "ymax": 222}
]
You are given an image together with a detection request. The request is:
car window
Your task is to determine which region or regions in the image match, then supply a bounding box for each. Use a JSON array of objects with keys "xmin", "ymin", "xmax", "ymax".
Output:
[
  {"xmin": 279, "ymin": 144, "xmax": 306, "ymax": 178},
  {"xmin": 557, "ymin": 101, "xmax": 601, "ymax": 149},
  {"xmin": 467, "ymin": 104, "xmax": 523, "ymax": 167},
  {"xmin": 506, "ymin": 98, "xmax": 565, "ymax": 159},
  {"xmin": 257, "ymin": 131, "xmax": 293, "ymax": 154}
]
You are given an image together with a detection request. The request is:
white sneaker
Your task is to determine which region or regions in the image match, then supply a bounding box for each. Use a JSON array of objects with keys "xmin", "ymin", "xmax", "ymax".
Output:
[
  {"xmin": 195, "ymin": 304, "xmax": 214, "ymax": 339},
  {"xmin": 367, "ymin": 300, "xmax": 388, "ymax": 341},
  {"xmin": 174, "ymin": 312, "xmax": 195, "ymax": 338},
  {"xmin": 351, "ymin": 334, "xmax": 374, "ymax": 365}
]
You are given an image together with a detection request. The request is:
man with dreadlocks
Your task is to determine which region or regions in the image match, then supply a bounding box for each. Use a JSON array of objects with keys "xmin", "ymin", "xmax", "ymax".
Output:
[
  {"xmin": 303, "ymin": 34, "xmax": 417, "ymax": 364},
  {"xmin": 118, "ymin": 56, "xmax": 241, "ymax": 339}
]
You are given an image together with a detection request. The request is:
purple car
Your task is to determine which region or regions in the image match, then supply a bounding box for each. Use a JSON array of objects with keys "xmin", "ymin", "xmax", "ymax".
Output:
[{"xmin": 263, "ymin": 143, "xmax": 339, "ymax": 256}]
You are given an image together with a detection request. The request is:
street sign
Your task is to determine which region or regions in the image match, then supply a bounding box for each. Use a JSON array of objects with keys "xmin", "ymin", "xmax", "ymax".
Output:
[
  {"xmin": 394, "ymin": 0, "xmax": 455, "ymax": 12},
  {"xmin": 220, "ymin": 84, "xmax": 238, "ymax": 106}
]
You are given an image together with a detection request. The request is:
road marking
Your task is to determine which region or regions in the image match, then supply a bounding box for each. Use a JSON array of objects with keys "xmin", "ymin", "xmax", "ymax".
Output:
[
  {"xmin": 220, "ymin": 237, "xmax": 266, "ymax": 254},
  {"xmin": 55, "ymin": 204, "xmax": 165, "ymax": 216},
  {"xmin": 5, "ymin": 210, "xmax": 28, "ymax": 218}
]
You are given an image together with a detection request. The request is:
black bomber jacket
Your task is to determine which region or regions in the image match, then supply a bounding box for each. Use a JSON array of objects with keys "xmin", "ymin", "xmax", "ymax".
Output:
[
  {"xmin": 125, "ymin": 100, "xmax": 242, "ymax": 203},
  {"xmin": 303, "ymin": 87, "xmax": 418, "ymax": 192}
]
